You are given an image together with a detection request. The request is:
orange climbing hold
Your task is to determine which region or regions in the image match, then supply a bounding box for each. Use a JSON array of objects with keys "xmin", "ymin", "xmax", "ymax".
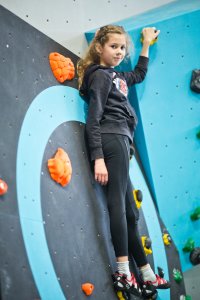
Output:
[
  {"xmin": 81, "ymin": 283, "xmax": 94, "ymax": 296},
  {"xmin": 49, "ymin": 52, "xmax": 75, "ymax": 83},
  {"xmin": 0, "ymin": 179, "xmax": 8, "ymax": 196},
  {"xmin": 48, "ymin": 148, "xmax": 72, "ymax": 186}
]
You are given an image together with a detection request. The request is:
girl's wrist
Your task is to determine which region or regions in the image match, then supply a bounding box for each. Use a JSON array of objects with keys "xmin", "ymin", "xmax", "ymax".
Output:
[
  {"xmin": 142, "ymin": 40, "xmax": 151, "ymax": 47},
  {"xmin": 95, "ymin": 158, "xmax": 104, "ymax": 164}
]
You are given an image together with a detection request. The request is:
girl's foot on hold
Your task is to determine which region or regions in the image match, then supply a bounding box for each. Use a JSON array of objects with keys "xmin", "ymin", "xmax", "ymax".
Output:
[
  {"xmin": 112, "ymin": 272, "xmax": 141, "ymax": 297},
  {"xmin": 143, "ymin": 274, "xmax": 171, "ymax": 290}
]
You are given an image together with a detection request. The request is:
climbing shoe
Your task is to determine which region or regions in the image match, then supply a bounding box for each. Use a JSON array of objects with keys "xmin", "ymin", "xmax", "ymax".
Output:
[
  {"xmin": 143, "ymin": 274, "xmax": 171, "ymax": 291},
  {"xmin": 112, "ymin": 272, "xmax": 141, "ymax": 297}
]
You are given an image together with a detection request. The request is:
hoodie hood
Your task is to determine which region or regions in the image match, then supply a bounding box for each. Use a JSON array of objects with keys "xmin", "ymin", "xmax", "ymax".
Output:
[{"xmin": 79, "ymin": 64, "xmax": 113, "ymax": 99}]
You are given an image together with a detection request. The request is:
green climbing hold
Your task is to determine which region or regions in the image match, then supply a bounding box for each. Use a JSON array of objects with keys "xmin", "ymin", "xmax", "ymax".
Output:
[
  {"xmin": 182, "ymin": 238, "xmax": 195, "ymax": 252},
  {"xmin": 190, "ymin": 206, "xmax": 200, "ymax": 221},
  {"xmin": 185, "ymin": 296, "xmax": 192, "ymax": 300},
  {"xmin": 180, "ymin": 296, "xmax": 192, "ymax": 300},
  {"xmin": 196, "ymin": 130, "xmax": 200, "ymax": 139},
  {"xmin": 173, "ymin": 268, "xmax": 183, "ymax": 283}
]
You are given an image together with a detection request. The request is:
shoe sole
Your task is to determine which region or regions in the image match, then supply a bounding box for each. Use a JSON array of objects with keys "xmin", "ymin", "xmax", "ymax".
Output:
[
  {"xmin": 113, "ymin": 281, "xmax": 141, "ymax": 297},
  {"xmin": 155, "ymin": 282, "xmax": 171, "ymax": 289}
]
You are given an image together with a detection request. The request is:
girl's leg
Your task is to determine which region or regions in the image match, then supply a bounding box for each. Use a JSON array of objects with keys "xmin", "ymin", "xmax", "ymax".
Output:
[
  {"xmin": 125, "ymin": 176, "xmax": 170, "ymax": 289},
  {"xmin": 102, "ymin": 134, "xmax": 141, "ymax": 294},
  {"xmin": 102, "ymin": 134, "xmax": 130, "ymax": 259},
  {"xmin": 125, "ymin": 176, "xmax": 148, "ymax": 267}
]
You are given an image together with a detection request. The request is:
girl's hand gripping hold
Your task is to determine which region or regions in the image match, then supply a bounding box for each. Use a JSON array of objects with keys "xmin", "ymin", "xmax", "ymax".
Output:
[{"xmin": 142, "ymin": 27, "xmax": 160, "ymax": 45}]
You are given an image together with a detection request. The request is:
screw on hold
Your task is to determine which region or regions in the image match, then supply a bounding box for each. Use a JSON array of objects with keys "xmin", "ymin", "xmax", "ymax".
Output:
[
  {"xmin": 189, "ymin": 247, "xmax": 200, "ymax": 265},
  {"xmin": 140, "ymin": 30, "xmax": 158, "ymax": 46},
  {"xmin": 157, "ymin": 266, "xmax": 165, "ymax": 278},
  {"xmin": 180, "ymin": 295, "xmax": 192, "ymax": 300},
  {"xmin": 182, "ymin": 238, "xmax": 195, "ymax": 252},
  {"xmin": 117, "ymin": 291, "xmax": 129, "ymax": 300},
  {"xmin": 47, "ymin": 148, "xmax": 72, "ymax": 186},
  {"xmin": 173, "ymin": 268, "xmax": 183, "ymax": 283},
  {"xmin": 49, "ymin": 52, "xmax": 75, "ymax": 82},
  {"xmin": 185, "ymin": 296, "xmax": 192, "ymax": 300},
  {"xmin": 196, "ymin": 130, "xmax": 200, "ymax": 139},
  {"xmin": 141, "ymin": 236, "xmax": 152, "ymax": 255},
  {"xmin": 162, "ymin": 232, "xmax": 172, "ymax": 246},
  {"xmin": 81, "ymin": 283, "xmax": 94, "ymax": 296},
  {"xmin": 190, "ymin": 206, "xmax": 200, "ymax": 221},
  {"xmin": 133, "ymin": 189, "xmax": 143, "ymax": 209},
  {"xmin": 0, "ymin": 179, "xmax": 8, "ymax": 196}
]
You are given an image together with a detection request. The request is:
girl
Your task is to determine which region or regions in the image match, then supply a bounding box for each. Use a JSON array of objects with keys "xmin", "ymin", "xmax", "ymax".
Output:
[{"xmin": 78, "ymin": 25, "xmax": 170, "ymax": 297}]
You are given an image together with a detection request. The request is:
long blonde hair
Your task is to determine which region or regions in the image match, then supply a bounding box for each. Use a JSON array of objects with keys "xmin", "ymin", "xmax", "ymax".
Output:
[{"xmin": 77, "ymin": 25, "xmax": 131, "ymax": 89}]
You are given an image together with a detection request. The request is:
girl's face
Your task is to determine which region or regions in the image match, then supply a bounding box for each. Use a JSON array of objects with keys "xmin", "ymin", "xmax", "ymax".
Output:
[{"xmin": 98, "ymin": 33, "xmax": 127, "ymax": 68}]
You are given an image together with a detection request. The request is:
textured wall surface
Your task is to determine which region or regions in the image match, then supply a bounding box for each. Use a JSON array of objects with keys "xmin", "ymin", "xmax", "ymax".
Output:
[
  {"xmin": 115, "ymin": 0, "xmax": 200, "ymax": 272},
  {"xmin": 0, "ymin": 0, "xmax": 175, "ymax": 56},
  {"xmin": 1, "ymin": 0, "xmax": 199, "ymax": 299},
  {"xmin": 0, "ymin": 5, "xmax": 175, "ymax": 300}
]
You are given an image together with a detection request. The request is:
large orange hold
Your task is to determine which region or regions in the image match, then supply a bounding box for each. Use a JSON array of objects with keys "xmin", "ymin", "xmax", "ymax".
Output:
[
  {"xmin": 49, "ymin": 52, "xmax": 75, "ymax": 83},
  {"xmin": 0, "ymin": 179, "xmax": 8, "ymax": 195},
  {"xmin": 48, "ymin": 148, "xmax": 72, "ymax": 186},
  {"xmin": 81, "ymin": 283, "xmax": 94, "ymax": 296}
]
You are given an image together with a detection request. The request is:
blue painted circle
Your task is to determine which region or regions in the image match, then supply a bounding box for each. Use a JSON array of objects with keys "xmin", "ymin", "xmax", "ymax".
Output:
[
  {"xmin": 17, "ymin": 86, "xmax": 85, "ymax": 300},
  {"xmin": 17, "ymin": 85, "xmax": 169, "ymax": 300}
]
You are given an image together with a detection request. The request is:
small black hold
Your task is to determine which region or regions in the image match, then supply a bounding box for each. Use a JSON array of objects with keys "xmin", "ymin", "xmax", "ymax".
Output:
[
  {"xmin": 157, "ymin": 266, "xmax": 165, "ymax": 278},
  {"xmin": 145, "ymin": 237, "xmax": 152, "ymax": 249},
  {"xmin": 136, "ymin": 190, "xmax": 143, "ymax": 202},
  {"xmin": 190, "ymin": 247, "xmax": 200, "ymax": 265}
]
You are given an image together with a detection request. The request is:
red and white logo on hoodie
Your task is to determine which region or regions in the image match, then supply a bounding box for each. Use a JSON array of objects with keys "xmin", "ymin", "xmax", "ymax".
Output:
[{"xmin": 113, "ymin": 74, "xmax": 128, "ymax": 97}]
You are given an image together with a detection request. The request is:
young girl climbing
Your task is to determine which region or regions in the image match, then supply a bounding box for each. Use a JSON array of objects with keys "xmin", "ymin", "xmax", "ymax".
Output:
[{"xmin": 78, "ymin": 25, "xmax": 170, "ymax": 297}]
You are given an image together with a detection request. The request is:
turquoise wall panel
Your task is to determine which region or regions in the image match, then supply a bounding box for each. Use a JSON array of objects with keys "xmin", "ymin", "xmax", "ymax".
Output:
[
  {"xmin": 86, "ymin": 0, "xmax": 200, "ymax": 272},
  {"xmin": 126, "ymin": 5, "xmax": 200, "ymax": 272}
]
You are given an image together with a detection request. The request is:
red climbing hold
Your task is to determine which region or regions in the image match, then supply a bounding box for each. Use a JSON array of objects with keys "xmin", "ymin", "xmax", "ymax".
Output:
[
  {"xmin": 82, "ymin": 283, "xmax": 94, "ymax": 296},
  {"xmin": 49, "ymin": 52, "xmax": 75, "ymax": 82},
  {"xmin": 48, "ymin": 148, "xmax": 72, "ymax": 186},
  {"xmin": 0, "ymin": 179, "xmax": 8, "ymax": 195}
]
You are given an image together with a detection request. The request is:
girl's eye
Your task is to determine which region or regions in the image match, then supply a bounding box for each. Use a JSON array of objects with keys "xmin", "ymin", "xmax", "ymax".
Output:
[{"xmin": 110, "ymin": 45, "xmax": 126, "ymax": 50}]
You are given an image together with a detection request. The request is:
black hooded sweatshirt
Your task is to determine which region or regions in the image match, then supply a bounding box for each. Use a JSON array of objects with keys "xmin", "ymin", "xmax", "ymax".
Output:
[{"xmin": 80, "ymin": 55, "xmax": 149, "ymax": 161}]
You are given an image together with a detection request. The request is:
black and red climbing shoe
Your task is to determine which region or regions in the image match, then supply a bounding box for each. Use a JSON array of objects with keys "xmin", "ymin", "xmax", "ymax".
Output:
[
  {"xmin": 141, "ymin": 275, "xmax": 170, "ymax": 299},
  {"xmin": 112, "ymin": 272, "xmax": 141, "ymax": 297},
  {"xmin": 143, "ymin": 274, "xmax": 171, "ymax": 291}
]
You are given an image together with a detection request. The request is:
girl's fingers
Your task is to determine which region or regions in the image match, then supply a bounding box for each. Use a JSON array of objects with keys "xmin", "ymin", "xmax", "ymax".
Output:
[
  {"xmin": 99, "ymin": 174, "xmax": 103, "ymax": 184},
  {"xmin": 95, "ymin": 173, "xmax": 101, "ymax": 182},
  {"xmin": 104, "ymin": 173, "xmax": 108, "ymax": 184},
  {"xmin": 101, "ymin": 175, "xmax": 106, "ymax": 185},
  {"xmin": 142, "ymin": 27, "xmax": 160, "ymax": 36},
  {"xmin": 95, "ymin": 173, "xmax": 103, "ymax": 183},
  {"xmin": 95, "ymin": 173, "xmax": 108, "ymax": 185},
  {"xmin": 101, "ymin": 177, "xmax": 105, "ymax": 185},
  {"xmin": 101, "ymin": 174, "xmax": 108, "ymax": 185},
  {"xmin": 155, "ymin": 30, "xmax": 160, "ymax": 37}
]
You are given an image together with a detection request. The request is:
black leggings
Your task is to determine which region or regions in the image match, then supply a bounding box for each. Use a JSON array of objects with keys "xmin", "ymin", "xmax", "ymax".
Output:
[{"xmin": 101, "ymin": 133, "xmax": 147, "ymax": 268}]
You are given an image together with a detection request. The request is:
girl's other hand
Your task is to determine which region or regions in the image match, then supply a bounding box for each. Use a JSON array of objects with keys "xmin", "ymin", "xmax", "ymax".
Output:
[
  {"xmin": 142, "ymin": 27, "xmax": 160, "ymax": 44},
  {"xmin": 94, "ymin": 158, "xmax": 108, "ymax": 185}
]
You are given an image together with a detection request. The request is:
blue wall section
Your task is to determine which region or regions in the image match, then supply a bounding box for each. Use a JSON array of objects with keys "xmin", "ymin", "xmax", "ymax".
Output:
[
  {"xmin": 86, "ymin": 0, "xmax": 200, "ymax": 272},
  {"xmin": 132, "ymin": 9, "xmax": 200, "ymax": 273},
  {"xmin": 123, "ymin": 3, "xmax": 200, "ymax": 272},
  {"xmin": 17, "ymin": 86, "xmax": 85, "ymax": 300}
]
